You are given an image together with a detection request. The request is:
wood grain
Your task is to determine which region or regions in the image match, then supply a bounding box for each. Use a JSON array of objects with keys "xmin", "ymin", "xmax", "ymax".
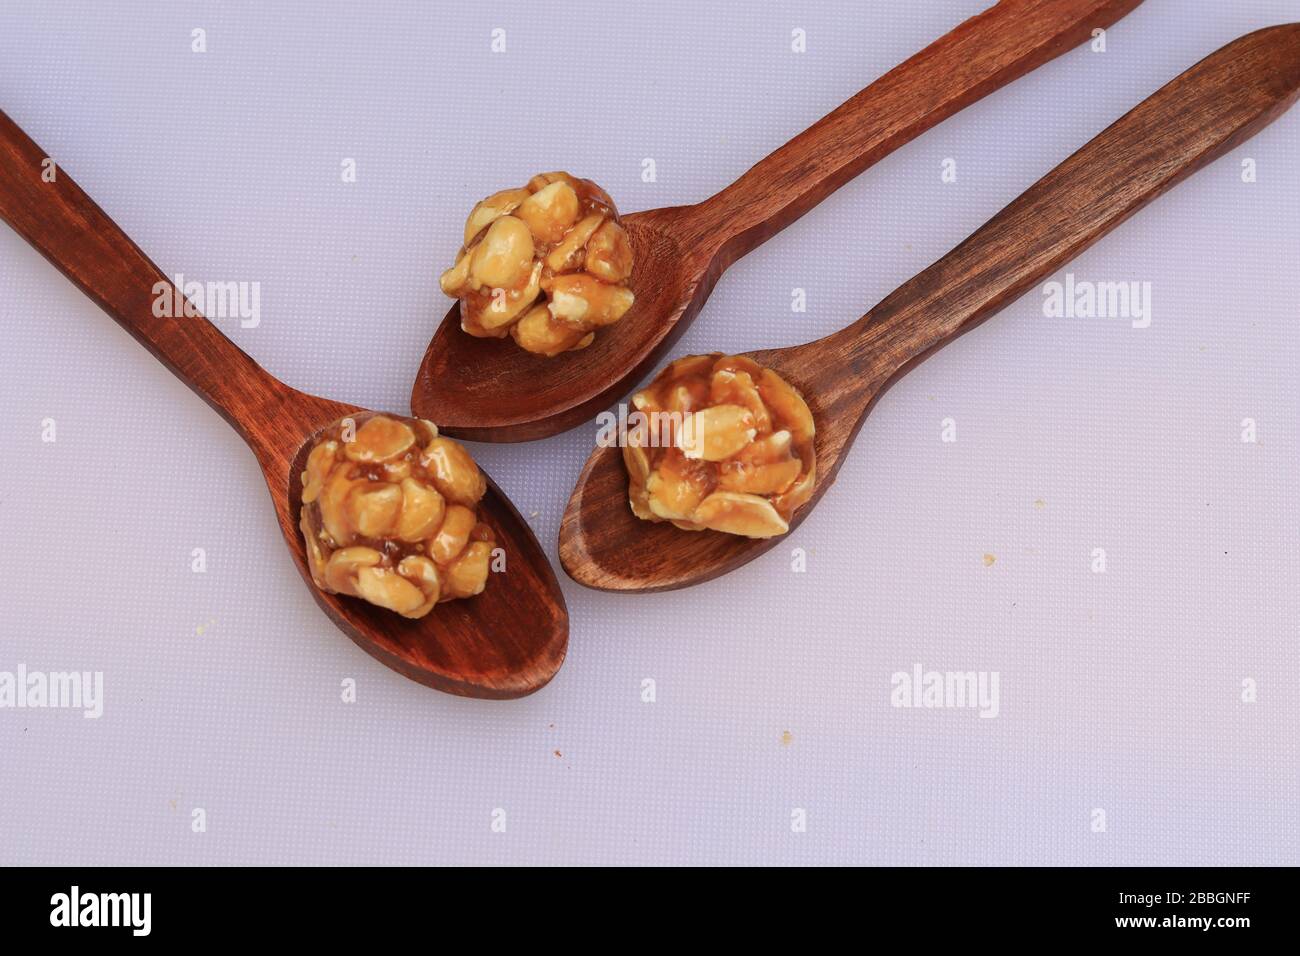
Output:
[
  {"xmin": 411, "ymin": 0, "xmax": 1145, "ymax": 442},
  {"xmin": 0, "ymin": 109, "xmax": 568, "ymax": 699},
  {"xmin": 560, "ymin": 24, "xmax": 1300, "ymax": 592}
]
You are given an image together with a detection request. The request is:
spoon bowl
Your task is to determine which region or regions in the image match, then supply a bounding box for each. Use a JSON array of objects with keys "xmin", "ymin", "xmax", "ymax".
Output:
[
  {"xmin": 412, "ymin": 206, "xmax": 706, "ymax": 442},
  {"xmin": 279, "ymin": 415, "xmax": 569, "ymax": 698},
  {"xmin": 411, "ymin": 0, "xmax": 1145, "ymax": 442},
  {"xmin": 560, "ymin": 23, "xmax": 1300, "ymax": 592},
  {"xmin": 0, "ymin": 110, "xmax": 569, "ymax": 699},
  {"xmin": 557, "ymin": 343, "xmax": 856, "ymax": 592}
]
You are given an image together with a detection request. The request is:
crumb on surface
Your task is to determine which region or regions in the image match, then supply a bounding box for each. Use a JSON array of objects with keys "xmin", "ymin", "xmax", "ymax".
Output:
[{"xmin": 982, "ymin": 553, "xmax": 996, "ymax": 567}]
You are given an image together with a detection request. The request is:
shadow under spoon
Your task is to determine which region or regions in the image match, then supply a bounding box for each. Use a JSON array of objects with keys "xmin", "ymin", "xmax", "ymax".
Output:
[
  {"xmin": 0, "ymin": 109, "xmax": 568, "ymax": 699},
  {"xmin": 559, "ymin": 24, "xmax": 1300, "ymax": 593},
  {"xmin": 411, "ymin": 0, "xmax": 1145, "ymax": 442}
]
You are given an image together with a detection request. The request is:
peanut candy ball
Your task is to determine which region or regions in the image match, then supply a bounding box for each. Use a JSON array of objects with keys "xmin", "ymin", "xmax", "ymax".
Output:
[
  {"xmin": 299, "ymin": 414, "xmax": 495, "ymax": 618},
  {"xmin": 439, "ymin": 171, "xmax": 635, "ymax": 356},
  {"xmin": 623, "ymin": 354, "xmax": 816, "ymax": 538}
]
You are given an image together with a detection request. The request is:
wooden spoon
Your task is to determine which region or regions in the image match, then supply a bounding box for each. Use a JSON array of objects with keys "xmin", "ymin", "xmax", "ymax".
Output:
[
  {"xmin": 560, "ymin": 24, "xmax": 1300, "ymax": 592},
  {"xmin": 411, "ymin": 0, "xmax": 1145, "ymax": 442},
  {"xmin": 0, "ymin": 110, "xmax": 567, "ymax": 699}
]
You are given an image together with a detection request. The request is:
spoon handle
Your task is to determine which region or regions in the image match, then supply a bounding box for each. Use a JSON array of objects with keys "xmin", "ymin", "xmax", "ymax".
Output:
[
  {"xmin": 828, "ymin": 24, "xmax": 1300, "ymax": 389},
  {"xmin": 0, "ymin": 109, "xmax": 295, "ymax": 445},
  {"xmin": 688, "ymin": 0, "xmax": 1142, "ymax": 266}
]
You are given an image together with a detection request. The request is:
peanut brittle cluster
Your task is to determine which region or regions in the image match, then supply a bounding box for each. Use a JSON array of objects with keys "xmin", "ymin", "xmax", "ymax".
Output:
[
  {"xmin": 623, "ymin": 354, "xmax": 816, "ymax": 538},
  {"xmin": 439, "ymin": 171, "xmax": 634, "ymax": 356},
  {"xmin": 299, "ymin": 414, "xmax": 495, "ymax": 618}
]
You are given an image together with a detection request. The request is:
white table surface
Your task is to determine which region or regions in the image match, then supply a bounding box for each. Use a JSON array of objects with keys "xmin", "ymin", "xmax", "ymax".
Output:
[{"xmin": 0, "ymin": 0, "xmax": 1296, "ymax": 865}]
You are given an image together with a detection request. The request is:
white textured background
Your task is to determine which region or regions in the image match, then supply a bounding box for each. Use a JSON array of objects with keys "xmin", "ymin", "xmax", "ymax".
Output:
[{"xmin": 0, "ymin": 0, "xmax": 1296, "ymax": 866}]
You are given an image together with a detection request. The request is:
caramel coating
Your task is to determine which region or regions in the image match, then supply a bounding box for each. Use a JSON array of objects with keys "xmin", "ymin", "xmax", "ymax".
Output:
[
  {"xmin": 440, "ymin": 172, "xmax": 634, "ymax": 356},
  {"xmin": 623, "ymin": 354, "xmax": 816, "ymax": 538},
  {"xmin": 299, "ymin": 414, "xmax": 495, "ymax": 617}
]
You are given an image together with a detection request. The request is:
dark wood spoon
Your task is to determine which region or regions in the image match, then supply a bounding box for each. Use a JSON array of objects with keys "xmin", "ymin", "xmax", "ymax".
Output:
[
  {"xmin": 411, "ymin": 0, "xmax": 1144, "ymax": 442},
  {"xmin": 560, "ymin": 24, "xmax": 1300, "ymax": 592},
  {"xmin": 0, "ymin": 110, "xmax": 567, "ymax": 698}
]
